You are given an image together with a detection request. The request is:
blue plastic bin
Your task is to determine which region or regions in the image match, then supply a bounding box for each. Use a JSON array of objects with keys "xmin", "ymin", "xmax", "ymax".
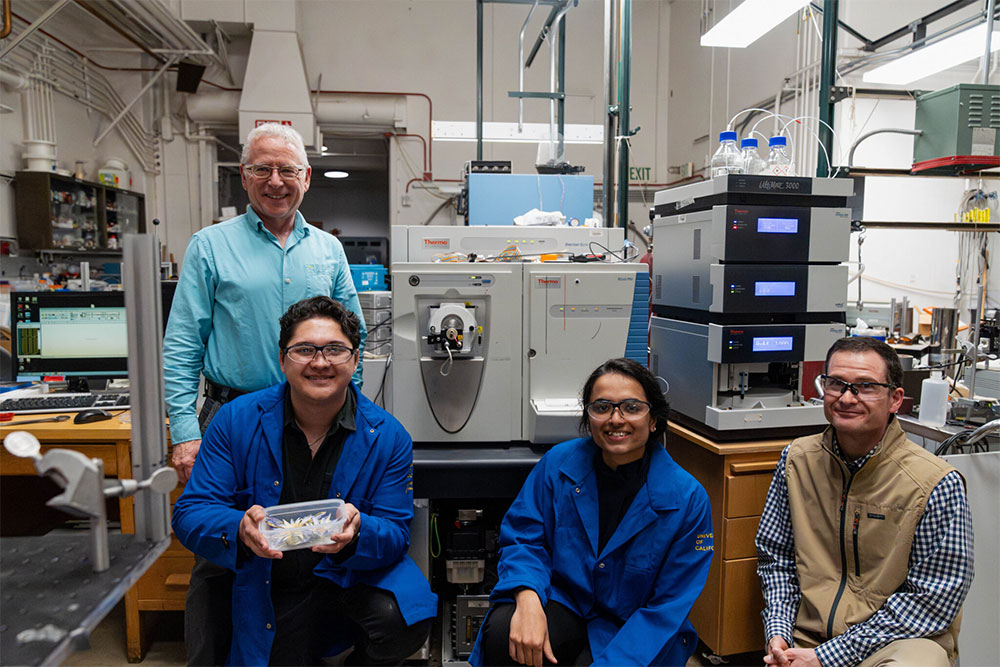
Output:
[{"xmin": 350, "ymin": 264, "xmax": 387, "ymax": 291}]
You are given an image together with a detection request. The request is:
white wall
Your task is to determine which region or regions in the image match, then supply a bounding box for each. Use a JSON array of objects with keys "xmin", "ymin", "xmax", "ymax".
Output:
[
  {"xmin": 1, "ymin": 67, "xmax": 150, "ymax": 241},
  {"xmin": 4, "ymin": 0, "xmax": 997, "ymax": 316}
]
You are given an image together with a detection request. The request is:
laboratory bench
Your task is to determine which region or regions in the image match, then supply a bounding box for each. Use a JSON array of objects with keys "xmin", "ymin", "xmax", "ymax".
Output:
[{"xmin": 0, "ymin": 412, "xmax": 174, "ymax": 663}]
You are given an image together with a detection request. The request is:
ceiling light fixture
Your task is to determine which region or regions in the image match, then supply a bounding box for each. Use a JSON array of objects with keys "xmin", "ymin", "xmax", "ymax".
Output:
[
  {"xmin": 700, "ymin": 0, "xmax": 811, "ymax": 48},
  {"xmin": 863, "ymin": 23, "xmax": 1000, "ymax": 85},
  {"xmin": 323, "ymin": 170, "xmax": 349, "ymax": 179}
]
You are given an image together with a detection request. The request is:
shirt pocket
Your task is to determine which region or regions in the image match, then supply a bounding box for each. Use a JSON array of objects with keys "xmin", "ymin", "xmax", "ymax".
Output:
[
  {"xmin": 611, "ymin": 561, "xmax": 657, "ymax": 615},
  {"xmin": 304, "ymin": 262, "xmax": 335, "ymax": 296}
]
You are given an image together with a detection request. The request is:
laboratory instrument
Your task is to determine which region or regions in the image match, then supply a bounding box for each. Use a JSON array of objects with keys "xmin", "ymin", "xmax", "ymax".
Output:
[
  {"xmin": 650, "ymin": 174, "xmax": 853, "ymax": 437},
  {"xmin": 650, "ymin": 319, "xmax": 845, "ymax": 433},
  {"xmin": 391, "ymin": 254, "xmax": 648, "ymax": 443}
]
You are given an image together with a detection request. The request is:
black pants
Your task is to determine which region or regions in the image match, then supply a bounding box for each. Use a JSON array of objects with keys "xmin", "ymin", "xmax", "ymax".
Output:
[
  {"xmin": 184, "ymin": 556, "xmax": 234, "ymax": 666},
  {"xmin": 184, "ymin": 394, "xmax": 234, "ymax": 666},
  {"xmin": 477, "ymin": 600, "xmax": 593, "ymax": 666},
  {"xmin": 269, "ymin": 581, "xmax": 432, "ymax": 666}
]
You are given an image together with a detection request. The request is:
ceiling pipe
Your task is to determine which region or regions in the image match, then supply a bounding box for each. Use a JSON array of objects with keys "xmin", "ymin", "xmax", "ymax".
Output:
[
  {"xmin": 0, "ymin": 0, "xmax": 72, "ymax": 60},
  {"xmin": 0, "ymin": 68, "xmax": 29, "ymax": 89},
  {"xmin": 1, "ymin": 0, "xmax": 11, "ymax": 39},
  {"xmin": 74, "ymin": 0, "xmax": 167, "ymax": 64}
]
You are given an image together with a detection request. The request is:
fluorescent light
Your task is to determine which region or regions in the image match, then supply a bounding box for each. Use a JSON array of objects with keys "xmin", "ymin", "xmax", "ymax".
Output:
[
  {"xmin": 863, "ymin": 24, "xmax": 1000, "ymax": 85},
  {"xmin": 432, "ymin": 121, "xmax": 604, "ymax": 144},
  {"xmin": 323, "ymin": 170, "xmax": 349, "ymax": 179},
  {"xmin": 701, "ymin": 0, "xmax": 811, "ymax": 48}
]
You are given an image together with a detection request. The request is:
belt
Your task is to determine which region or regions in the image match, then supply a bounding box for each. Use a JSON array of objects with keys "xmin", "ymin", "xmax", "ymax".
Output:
[{"xmin": 204, "ymin": 379, "xmax": 248, "ymax": 404}]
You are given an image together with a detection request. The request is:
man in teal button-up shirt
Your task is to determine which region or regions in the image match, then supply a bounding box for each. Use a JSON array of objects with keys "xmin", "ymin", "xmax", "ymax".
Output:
[{"xmin": 163, "ymin": 123, "xmax": 365, "ymax": 665}]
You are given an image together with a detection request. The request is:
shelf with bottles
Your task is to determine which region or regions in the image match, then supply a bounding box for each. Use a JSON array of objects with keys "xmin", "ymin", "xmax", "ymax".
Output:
[
  {"xmin": 15, "ymin": 171, "xmax": 145, "ymax": 252},
  {"xmin": 102, "ymin": 188, "xmax": 142, "ymax": 244}
]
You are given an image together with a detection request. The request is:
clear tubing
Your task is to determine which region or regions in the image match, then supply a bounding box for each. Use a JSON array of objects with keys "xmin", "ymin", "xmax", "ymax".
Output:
[
  {"xmin": 727, "ymin": 107, "xmax": 779, "ymax": 131},
  {"xmin": 781, "ymin": 114, "xmax": 840, "ymax": 176}
]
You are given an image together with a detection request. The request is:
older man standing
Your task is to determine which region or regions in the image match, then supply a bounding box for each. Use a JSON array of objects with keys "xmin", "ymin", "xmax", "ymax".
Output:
[
  {"xmin": 756, "ymin": 337, "xmax": 973, "ymax": 667},
  {"xmin": 164, "ymin": 123, "xmax": 365, "ymax": 665}
]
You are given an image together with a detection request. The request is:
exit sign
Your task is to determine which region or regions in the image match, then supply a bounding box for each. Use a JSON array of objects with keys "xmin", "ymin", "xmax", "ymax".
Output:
[
  {"xmin": 255, "ymin": 119, "xmax": 293, "ymax": 127},
  {"xmin": 629, "ymin": 166, "xmax": 651, "ymax": 181}
]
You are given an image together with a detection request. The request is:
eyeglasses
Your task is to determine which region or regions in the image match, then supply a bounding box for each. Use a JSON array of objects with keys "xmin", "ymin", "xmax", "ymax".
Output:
[
  {"xmin": 283, "ymin": 343, "xmax": 355, "ymax": 364},
  {"xmin": 586, "ymin": 399, "xmax": 651, "ymax": 420},
  {"xmin": 820, "ymin": 374, "xmax": 896, "ymax": 399},
  {"xmin": 243, "ymin": 164, "xmax": 307, "ymax": 180}
]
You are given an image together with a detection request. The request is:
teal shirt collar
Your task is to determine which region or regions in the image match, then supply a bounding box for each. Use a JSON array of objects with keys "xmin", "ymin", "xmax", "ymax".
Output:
[{"xmin": 244, "ymin": 206, "xmax": 310, "ymax": 246}]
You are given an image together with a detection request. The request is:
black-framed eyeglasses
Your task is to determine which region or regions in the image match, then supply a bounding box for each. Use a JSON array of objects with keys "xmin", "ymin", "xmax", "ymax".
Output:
[
  {"xmin": 283, "ymin": 343, "xmax": 355, "ymax": 364},
  {"xmin": 820, "ymin": 374, "xmax": 896, "ymax": 399},
  {"xmin": 585, "ymin": 399, "xmax": 652, "ymax": 420},
  {"xmin": 243, "ymin": 164, "xmax": 307, "ymax": 180}
]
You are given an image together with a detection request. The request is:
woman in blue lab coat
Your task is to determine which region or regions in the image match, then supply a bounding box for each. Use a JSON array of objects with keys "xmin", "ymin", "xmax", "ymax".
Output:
[{"xmin": 469, "ymin": 358, "xmax": 714, "ymax": 667}]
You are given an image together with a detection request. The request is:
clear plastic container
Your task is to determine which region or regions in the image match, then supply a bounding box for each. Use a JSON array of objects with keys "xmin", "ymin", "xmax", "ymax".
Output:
[
  {"xmin": 740, "ymin": 138, "xmax": 766, "ymax": 175},
  {"xmin": 766, "ymin": 136, "xmax": 795, "ymax": 176},
  {"xmin": 258, "ymin": 498, "xmax": 346, "ymax": 551},
  {"xmin": 710, "ymin": 131, "xmax": 744, "ymax": 178},
  {"xmin": 918, "ymin": 370, "xmax": 949, "ymax": 427}
]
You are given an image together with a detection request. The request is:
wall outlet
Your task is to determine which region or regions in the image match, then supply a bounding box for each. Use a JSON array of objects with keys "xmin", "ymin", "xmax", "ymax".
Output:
[{"xmin": 401, "ymin": 194, "xmax": 411, "ymax": 207}]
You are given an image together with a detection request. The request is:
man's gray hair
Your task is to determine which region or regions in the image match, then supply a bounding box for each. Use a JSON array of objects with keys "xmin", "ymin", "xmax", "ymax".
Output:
[{"xmin": 241, "ymin": 123, "xmax": 309, "ymax": 165}]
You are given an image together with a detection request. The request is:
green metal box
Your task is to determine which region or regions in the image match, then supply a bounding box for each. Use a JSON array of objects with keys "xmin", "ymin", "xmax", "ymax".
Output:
[{"xmin": 913, "ymin": 84, "xmax": 1000, "ymax": 163}]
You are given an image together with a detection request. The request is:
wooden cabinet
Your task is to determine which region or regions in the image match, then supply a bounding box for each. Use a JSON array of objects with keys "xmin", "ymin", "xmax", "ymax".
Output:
[
  {"xmin": 14, "ymin": 171, "xmax": 145, "ymax": 251},
  {"xmin": 665, "ymin": 423, "xmax": 786, "ymax": 657}
]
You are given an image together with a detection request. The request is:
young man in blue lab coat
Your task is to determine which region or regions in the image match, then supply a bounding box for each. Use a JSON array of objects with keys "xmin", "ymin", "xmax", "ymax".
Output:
[
  {"xmin": 172, "ymin": 297, "xmax": 435, "ymax": 666},
  {"xmin": 164, "ymin": 122, "xmax": 365, "ymax": 665},
  {"xmin": 470, "ymin": 358, "xmax": 714, "ymax": 666}
]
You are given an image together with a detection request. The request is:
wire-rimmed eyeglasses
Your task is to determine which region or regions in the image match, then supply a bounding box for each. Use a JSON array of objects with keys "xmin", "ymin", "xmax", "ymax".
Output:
[
  {"xmin": 283, "ymin": 343, "xmax": 355, "ymax": 364},
  {"xmin": 243, "ymin": 164, "xmax": 307, "ymax": 180},
  {"xmin": 585, "ymin": 399, "xmax": 652, "ymax": 420}
]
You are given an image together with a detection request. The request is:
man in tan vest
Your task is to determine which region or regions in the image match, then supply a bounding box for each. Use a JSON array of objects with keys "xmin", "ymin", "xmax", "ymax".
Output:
[{"xmin": 756, "ymin": 337, "xmax": 973, "ymax": 667}]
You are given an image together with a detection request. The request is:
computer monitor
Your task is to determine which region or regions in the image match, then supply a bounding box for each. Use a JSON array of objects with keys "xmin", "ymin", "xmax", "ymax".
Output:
[
  {"xmin": 11, "ymin": 284, "xmax": 178, "ymax": 386},
  {"xmin": 12, "ymin": 291, "xmax": 129, "ymax": 386}
]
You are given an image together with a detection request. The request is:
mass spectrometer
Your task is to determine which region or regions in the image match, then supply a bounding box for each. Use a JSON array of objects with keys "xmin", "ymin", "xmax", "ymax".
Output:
[{"xmin": 391, "ymin": 227, "xmax": 648, "ymax": 444}]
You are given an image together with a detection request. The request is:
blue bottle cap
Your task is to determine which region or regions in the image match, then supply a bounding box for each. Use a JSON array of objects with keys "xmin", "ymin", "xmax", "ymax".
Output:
[
  {"xmin": 720, "ymin": 131, "xmax": 738, "ymax": 142},
  {"xmin": 740, "ymin": 138, "xmax": 758, "ymax": 149},
  {"xmin": 769, "ymin": 136, "xmax": 787, "ymax": 147}
]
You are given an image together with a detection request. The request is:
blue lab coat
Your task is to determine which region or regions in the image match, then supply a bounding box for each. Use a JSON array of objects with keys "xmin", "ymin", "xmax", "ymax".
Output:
[
  {"xmin": 469, "ymin": 438, "xmax": 714, "ymax": 666},
  {"xmin": 172, "ymin": 382, "xmax": 437, "ymax": 666}
]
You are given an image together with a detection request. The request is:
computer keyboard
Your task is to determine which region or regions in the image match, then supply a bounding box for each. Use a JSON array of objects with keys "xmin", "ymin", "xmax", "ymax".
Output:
[{"xmin": 0, "ymin": 393, "xmax": 131, "ymax": 415}]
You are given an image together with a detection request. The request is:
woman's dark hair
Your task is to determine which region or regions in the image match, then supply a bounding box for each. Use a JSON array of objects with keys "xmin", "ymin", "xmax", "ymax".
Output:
[
  {"xmin": 578, "ymin": 358, "xmax": 670, "ymax": 440},
  {"xmin": 278, "ymin": 296, "xmax": 362, "ymax": 351}
]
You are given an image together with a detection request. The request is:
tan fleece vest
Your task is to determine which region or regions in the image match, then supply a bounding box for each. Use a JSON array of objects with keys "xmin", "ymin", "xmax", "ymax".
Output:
[{"xmin": 784, "ymin": 418, "xmax": 961, "ymax": 659}]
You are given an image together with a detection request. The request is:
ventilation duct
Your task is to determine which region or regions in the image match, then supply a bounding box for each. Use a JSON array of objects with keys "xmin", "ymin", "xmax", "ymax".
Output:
[{"xmin": 238, "ymin": 29, "xmax": 320, "ymax": 150}]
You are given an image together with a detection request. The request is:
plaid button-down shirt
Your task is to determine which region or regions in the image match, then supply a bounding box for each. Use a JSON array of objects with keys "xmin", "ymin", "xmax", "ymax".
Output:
[{"xmin": 756, "ymin": 432, "xmax": 974, "ymax": 666}]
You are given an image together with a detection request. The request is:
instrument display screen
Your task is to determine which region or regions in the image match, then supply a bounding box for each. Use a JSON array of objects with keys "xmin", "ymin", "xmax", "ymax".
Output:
[
  {"xmin": 755, "ymin": 281, "xmax": 796, "ymax": 297},
  {"xmin": 757, "ymin": 217, "xmax": 799, "ymax": 234},
  {"xmin": 752, "ymin": 336, "xmax": 794, "ymax": 352}
]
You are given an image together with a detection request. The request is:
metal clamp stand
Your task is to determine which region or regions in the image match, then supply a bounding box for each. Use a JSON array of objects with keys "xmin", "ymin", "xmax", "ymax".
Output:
[{"xmin": 2, "ymin": 431, "xmax": 177, "ymax": 572}]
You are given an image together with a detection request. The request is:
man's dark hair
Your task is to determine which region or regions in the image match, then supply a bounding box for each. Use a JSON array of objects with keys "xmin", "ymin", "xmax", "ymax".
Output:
[
  {"xmin": 824, "ymin": 336, "xmax": 903, "ymax": 388},
  {"xmin": 278, "ymin": 296, "xmax": 361, "ymax": 351},
  {"xmin": 579, "ymin": 358, "xmax": 670, "ymax": 441}
]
